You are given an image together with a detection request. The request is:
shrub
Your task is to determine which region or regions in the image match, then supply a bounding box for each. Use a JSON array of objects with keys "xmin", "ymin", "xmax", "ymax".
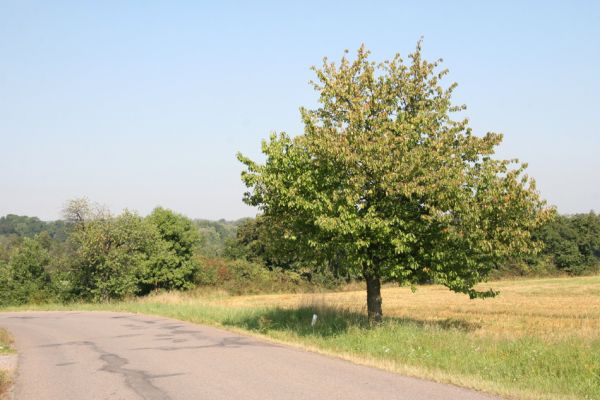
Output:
[{"xmin": 194, "ymin": 257, "xmax": 314, "ymax": 295}]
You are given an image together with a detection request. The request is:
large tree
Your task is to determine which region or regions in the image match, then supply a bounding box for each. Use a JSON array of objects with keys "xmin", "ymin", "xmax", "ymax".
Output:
[{"xmin": 238, "ymin": 43, "xmax": 552, "ymax": 322}]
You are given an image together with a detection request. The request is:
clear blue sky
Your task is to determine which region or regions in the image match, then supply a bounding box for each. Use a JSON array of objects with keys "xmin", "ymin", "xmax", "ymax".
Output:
[{"xmin": 1, "ymin": 1, "xmax": 598, "ymax": 220}]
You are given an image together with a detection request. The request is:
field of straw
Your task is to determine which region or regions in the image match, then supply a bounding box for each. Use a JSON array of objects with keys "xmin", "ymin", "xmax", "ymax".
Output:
[{"xmin": 147, "ymin": 275, "xmax": 600, "ymax": 340}]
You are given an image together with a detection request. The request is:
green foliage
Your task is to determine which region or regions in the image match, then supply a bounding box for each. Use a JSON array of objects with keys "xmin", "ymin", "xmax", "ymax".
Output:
[
  {"xmin": 0, "ymin": 236, "xmax": 21, "ymax": 264},
  {"xmin": 222, "ymin": 217, "xmax": 263, "ymax": 261},
  {"xmin": 0, "ymin": 237, "xmax": 54, "ymax": 305},
  {"xmin": 62, "ymin": 201, "xmax": 208, "ymax": 301},
  {"xmin": 223, "ymin": 216, "xmax": 296, "ymax": 267},
  {"xmin": 239, "ymin": 42, "xmax": 552, "ymax": 318},
  {"xmin": 535, "ymin": 212, "xmax": 600, "ymax": 274},
  {"xmin": 0, "ymin": 214, "xmax": 70, "ymax": 241},
  {"xmin": 139, "ymin": 208, "xmax": 200, "ymax": 293},
  {"xmin": 2, "ymin": 206, "xmax": 596, "ymax": 307},
  {"xmin": 68, "ymin": 209, "xmax": 159, "ymax": 301},
  {"xmin": 224, "ymin": 216, "xmax": 350, "ymax": 288},
  {"xmin": 194, "ymin": 257, "xmax": 311, "ymax": 295},
  {"xmin": 0, "ymin": 214, "xmax": 46, "ymax": 236},
  {"xmin": 194, "ymin": 218, "xmax": 243, "ymax": 257},
  {"xmin": 148, "ymin": 207, "xmax": 198, "ymax": 258}
]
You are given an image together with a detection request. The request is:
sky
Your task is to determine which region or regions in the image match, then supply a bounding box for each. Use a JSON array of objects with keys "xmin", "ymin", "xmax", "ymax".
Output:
[{"xmin": 1, "ymin": 1, "xmax": 599, "ymax": 221}]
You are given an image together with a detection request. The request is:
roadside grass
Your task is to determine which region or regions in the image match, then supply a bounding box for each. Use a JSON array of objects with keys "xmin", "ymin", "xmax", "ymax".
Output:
[
  {"xmin": 0, "ymin": 371, "xmax": 8, "ymax": 400},
  {"xmin": 2, "ymin": 275, "xmax": 600, "ymax": 400},
  {"xmin": 0, "ymin": 330, "xmax": 13, "ymax": 355},
  {"xmin": 0, "ymin": 328, "xmax": 14, "ymax": 399}
]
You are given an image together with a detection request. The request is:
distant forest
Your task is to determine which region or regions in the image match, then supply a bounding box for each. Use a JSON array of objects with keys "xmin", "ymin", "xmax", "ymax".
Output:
[{"xmin": 0, "ymin": 214, "xmax": 245, "ymax": 258}]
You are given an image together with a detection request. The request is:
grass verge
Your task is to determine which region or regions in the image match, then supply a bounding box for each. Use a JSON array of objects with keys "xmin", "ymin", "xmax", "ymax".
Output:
[
  {"xmin": 0, "ymin": 330, "xmax": 13, "ymax": 355},
  {"xmin": 2, "ymin": 276, "xmax": 600, "ymax": 400},
  {"xmin": 0, "ymin": 328, "xmax": 14, "ymax": 399}
]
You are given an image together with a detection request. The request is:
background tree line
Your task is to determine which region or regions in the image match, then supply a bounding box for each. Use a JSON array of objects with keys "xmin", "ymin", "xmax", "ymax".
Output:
[
  {"xmin": 227, "ymin": 212, "xmax": 600, "ymax": 278},
  {"xmin": 1, "ymin": 203, "xmax": 598, "ymax": 307},
  {"xmin": 0, "ymin": 199, "xmax": 314, "ymax": 306}
]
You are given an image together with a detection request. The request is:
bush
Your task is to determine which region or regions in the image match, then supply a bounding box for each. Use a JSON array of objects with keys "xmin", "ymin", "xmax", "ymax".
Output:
[
  {"xmin": 535, "ymin": 212, "xmax": 600, "ymax": 275},
  {"xmin": 138, "ymin": 208, "xmax": 200, "ymax": 293},
  {"xmin": 489, "ymin": 257, "xmax": 562, "ymax": 280},
  {"xmin": 0, "ymin": 237, "xmax": 56, "ymax": 306},
  {"xmin": 68, "ymin": 211, "xmax": 159, "ymax": 301},
  {"xmin": 194, "ymin": 257, "xmax": 314, "ymax": 295}
]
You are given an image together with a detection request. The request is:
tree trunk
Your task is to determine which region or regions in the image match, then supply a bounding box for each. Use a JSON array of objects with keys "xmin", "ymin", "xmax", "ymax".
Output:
[{"xmin": 365, "ymin": 272, "xmax": 382, "ymax": 323}]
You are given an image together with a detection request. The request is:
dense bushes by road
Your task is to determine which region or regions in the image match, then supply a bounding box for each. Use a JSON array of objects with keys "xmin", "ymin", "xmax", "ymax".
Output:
[{"xmin": 0, "ymin": 201, "xmax": 207, "ymax": 305}]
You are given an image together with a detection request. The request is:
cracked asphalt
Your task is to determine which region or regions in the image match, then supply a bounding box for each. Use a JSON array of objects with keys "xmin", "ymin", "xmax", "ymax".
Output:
[{"xmin": 0, "ymin": 312, "xmax": 499, "ymax": 399}]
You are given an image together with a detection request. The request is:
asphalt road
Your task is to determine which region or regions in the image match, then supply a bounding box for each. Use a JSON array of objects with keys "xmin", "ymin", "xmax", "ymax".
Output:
[{"xmin": 0, "ymin": 312, "xmax": 499, "ymax": 400}]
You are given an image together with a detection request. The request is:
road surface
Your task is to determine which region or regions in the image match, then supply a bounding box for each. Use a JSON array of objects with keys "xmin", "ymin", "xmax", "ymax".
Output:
[{"xmin": 0, "ymin": 312, "xmax": 498, "ymax": 399}]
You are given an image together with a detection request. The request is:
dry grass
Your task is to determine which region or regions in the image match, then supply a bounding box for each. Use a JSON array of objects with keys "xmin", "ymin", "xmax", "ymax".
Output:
[
  {"xmin": 0, "ymin": 329, "xmax": 13, "ymax": 355},
  {"xmin": 0, "ymin": 328, "xmax": 14, "ymax": 400},
  {"xmin": 146, "ymin": 275, "xmax": 600, "ymax": 341},
  {"xmin": 0, "ymin": 371, "xmax": 10, "ymax": 400}
]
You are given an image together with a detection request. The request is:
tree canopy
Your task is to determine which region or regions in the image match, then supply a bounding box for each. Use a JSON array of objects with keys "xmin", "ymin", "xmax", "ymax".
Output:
[
  {"xmin": 0, "ymin": 237, "xmax": 52, "ymax": 305},
  {"xmin": 68, "ymin": 209, "xmax": 158, "ymax": 301},
  {"xmin": 140, "ymin": 207, "xmax": 200, "ymax": 293},
  {"xmin": 238, "ymin": 42, "xmax": 553, "ymax": 321}
]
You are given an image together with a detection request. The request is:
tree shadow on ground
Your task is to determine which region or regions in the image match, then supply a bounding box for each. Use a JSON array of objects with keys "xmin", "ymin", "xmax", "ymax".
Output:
[{"xmin": 222, "ymin": 305, "xmax": 480, "ymax": 338}]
